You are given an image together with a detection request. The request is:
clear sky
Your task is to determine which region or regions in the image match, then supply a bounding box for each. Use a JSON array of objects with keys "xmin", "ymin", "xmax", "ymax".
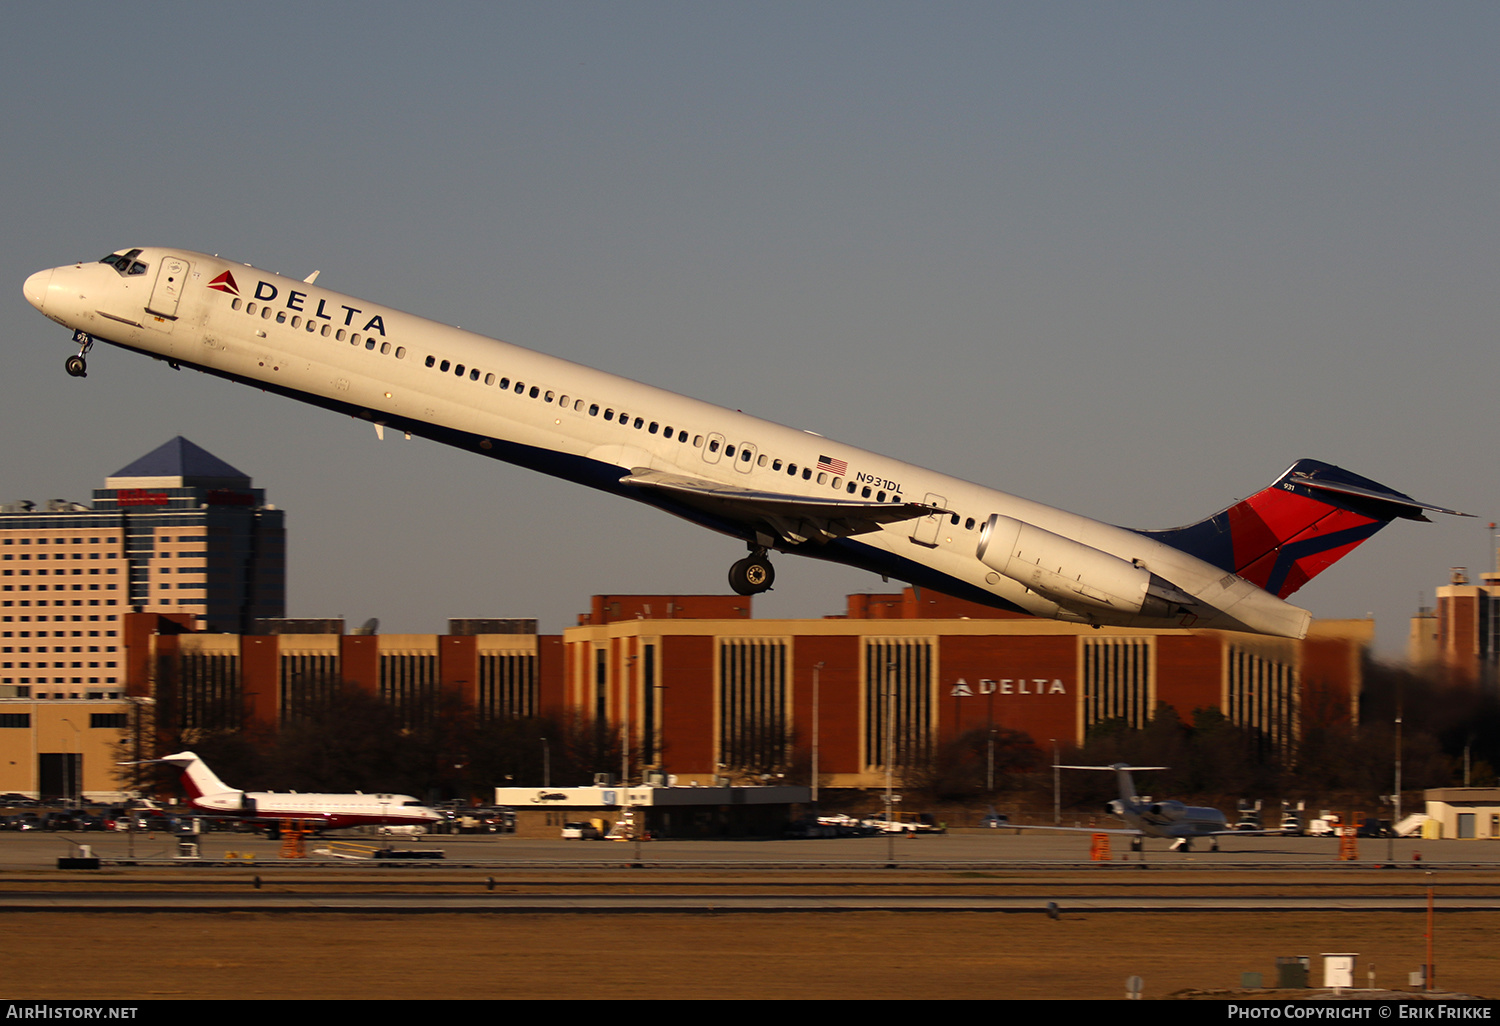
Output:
[{"xmin": 3, "ymin": 3, "xmax": 1496, "ymax": 656}]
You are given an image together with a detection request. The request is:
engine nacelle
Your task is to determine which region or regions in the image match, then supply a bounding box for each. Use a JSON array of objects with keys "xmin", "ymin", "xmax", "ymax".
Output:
[
  {"xmin": 978, "ymin": 515, "xmax": 1165, "ymax": 620},
  {"xmin": 1146, "ymin": 800, "xmax": 1188, "ymax": 821}
]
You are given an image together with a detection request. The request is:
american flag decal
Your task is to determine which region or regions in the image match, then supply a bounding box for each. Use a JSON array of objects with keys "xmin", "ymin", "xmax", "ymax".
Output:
[{"xmin": 817, "ymin": 455, "xmax": 848, "ymax": 476}]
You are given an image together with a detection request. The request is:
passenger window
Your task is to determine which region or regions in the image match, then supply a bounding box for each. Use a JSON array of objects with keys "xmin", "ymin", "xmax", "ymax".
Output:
[
  {"xmin": 336, "ymin": 328, "xmax": 346, "ymax": 340},
  {"xmin": 262, "ymin": 307, "xmax": 273, "ymax": 320},
  {"xmin": 965, "ymin": 518, "xmax": 975, "ymax": 530},
  {"xmin": 321, "ymin": 324, "xmax": 331, "ymax": 336},
  {"xmin": 559, "ymin": 394, "xmax": 569, "ymax": 406},
  {"xmin": 589, "ymin": 404, "xmax": 600, "ymax": 416},
  {"xmin": 484, "ymin": 373, "xmax": 495, "ymax": 385},
  {"xmin": 470, "ymin": 368, "xmax": 481, "ymax": 381},
  {"xmin": 725, "ymin": 445, "xmax": 736, "ymax": 458},
  {"xmin": 693, "ymin": 435, "xmax": 703, "ymax": 447},
  {"xmin": 291, "ymin": 316, "xmax": 301, "ymax": 327},
  {"xmin": 455, "ymin": 364, "xmax": 465, "ymax": 376},
  {"xmin": 634, "ymin": 417, "xmax": 644, "ymax": 429},
  {"xmin": 530, "ymin": 386, "xmax": 540, "ymax": 398},
  {"xmin": 246, "ymin": 303, "xmax": 257, "ymax": 315},
  {"xmin": 708, "ymin": 439, "xmax": 719, "ymax": 452},
  {"xmin": 648, "ymin": 422, "xmax": 659, "ymax": 434},
  {"xmin": 231, "ymin": 299, "xmax": 242, "ymax": 311},
  {"xmin": 383, "ymin": 343, "xmax": 393, "ymax": 355},
  {"xmin": 395, "ymin": 347, "xmax": 405, "ymax": 359},
  {"xmin": 277, "ymin": 312, "xmax": 288, "ymax": 324},
  {"xmin": 426, "ymin": 356, "xmax": 436, "ymax": 368},
  {"xmin": 440, "ymin": 360, "xmax": 450, "ymax": 372}
]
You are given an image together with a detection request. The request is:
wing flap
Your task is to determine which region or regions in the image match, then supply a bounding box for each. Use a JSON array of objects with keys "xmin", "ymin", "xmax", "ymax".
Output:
[{"xmin": 621, "ymin": 468, "xmax": 948, "ymax": 545}]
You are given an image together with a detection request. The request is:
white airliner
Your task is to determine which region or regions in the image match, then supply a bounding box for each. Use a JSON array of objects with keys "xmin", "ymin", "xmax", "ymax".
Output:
[
  {"xmin": 138, "ymin": 751, "xmax": 443, "ymax": 831},
  {"xmin": 1023, "ymin": 764, "xmax": 1268, "ymax": 852},
  {"xmin": 23, "ymin": 248, "xmax": 1464, "ymax": 637}
]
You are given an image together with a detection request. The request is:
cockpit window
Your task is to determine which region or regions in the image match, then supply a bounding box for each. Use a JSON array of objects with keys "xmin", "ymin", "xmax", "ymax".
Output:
[{"xmin": 98, "ymin": 249, "xmax": 147, "ymax": 276}]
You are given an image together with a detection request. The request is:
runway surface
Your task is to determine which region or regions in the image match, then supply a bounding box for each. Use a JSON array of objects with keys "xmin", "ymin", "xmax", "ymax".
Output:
[{"xmin": 3, "ymin": 829, "xmax": 1495, "ymax": 913}]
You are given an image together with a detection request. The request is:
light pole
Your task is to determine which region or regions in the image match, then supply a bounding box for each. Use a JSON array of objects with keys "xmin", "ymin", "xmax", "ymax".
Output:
[
  {"xmin": 1052, "ymin": 738, "xmax": 1060, "ymax": 825},
  {"xmin": 811, "ymin": 661, "xmax": 824, "ymax": 804},
  {"xmin": 885, "ymin": 661, "xmax": 897, "ymax": 861},
  {"xmin": 621, "ymin": 653, "xmax": 636, "ymax": 786},
  {"xmin": 986, "ymin": 728, "xmax": 996, "ymax": 792},
  {"xmin": 1392, "ymin": 713, "xmax": 1403, "ymax": 862}
]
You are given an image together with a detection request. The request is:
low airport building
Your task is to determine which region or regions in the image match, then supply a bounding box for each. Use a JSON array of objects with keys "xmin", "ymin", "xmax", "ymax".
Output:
[
  {"xmin": 1422, "ymin": 787, "xmax": 1500, "ymax": 839},
  {"xmin": 493, "ymin": 783, "xmax": 810, "ymax": 839}
]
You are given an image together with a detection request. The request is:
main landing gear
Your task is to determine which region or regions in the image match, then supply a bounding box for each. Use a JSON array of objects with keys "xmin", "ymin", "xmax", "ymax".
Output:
[
  {"xmin": 65, "ymin": 331, "xmax": 93, "ymax": 378},
  {"xmin": 728, "ymin": 547, "xmax": 775, "ymax": 596}
]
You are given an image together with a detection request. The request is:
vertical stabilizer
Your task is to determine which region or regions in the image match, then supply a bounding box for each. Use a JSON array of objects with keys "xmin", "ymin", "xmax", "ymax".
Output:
[
  {"xmin": 152, "ymin": 751, "xmax": 239, "ymax": 800},
  {"xmin": 1140, "ymin": 460, "xmax": 1467, "ymax": 599}
]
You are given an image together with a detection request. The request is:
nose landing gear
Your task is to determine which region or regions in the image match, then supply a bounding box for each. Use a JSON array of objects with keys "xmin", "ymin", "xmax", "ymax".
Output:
[
  {"xmin": 65, "ymin": 331, "xmax": 93, "ymax": 378},
  {"xmin": 728, "ymin": 548, "xmax": 775, "ymax": 596}
]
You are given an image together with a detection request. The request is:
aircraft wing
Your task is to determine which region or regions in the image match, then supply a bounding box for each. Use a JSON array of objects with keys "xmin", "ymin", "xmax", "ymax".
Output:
[{"xmin": 621, "ymin": 468, "xmax": 949, "ymax": 546}]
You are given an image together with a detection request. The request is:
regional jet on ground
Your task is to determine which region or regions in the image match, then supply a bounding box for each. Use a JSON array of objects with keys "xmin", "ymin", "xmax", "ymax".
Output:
[
  {"xmin": 134, "ymin": 751, "xmax": 443, "ymax": 831},
  {"xmin": 1020, "ymin": 764, "xmax": 1272, "ymax": 852},
  {"xmin": 24, "ymin": 249, "xmax": 1465, "ymax": 637}
]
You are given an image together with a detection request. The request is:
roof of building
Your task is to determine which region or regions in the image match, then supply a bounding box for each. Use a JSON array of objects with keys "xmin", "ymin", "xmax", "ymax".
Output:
[{"xmin": 108, "ymin": 437, "xmax": 249, "ymax": 485}]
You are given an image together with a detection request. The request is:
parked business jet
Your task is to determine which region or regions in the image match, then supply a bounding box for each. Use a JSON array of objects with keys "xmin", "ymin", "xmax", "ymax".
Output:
[
  {"xmin": 133, "ymin": 751, "xmax": 443, "ymax": 830},
  {"xmin": 23, "ymin": 248, "xmax": 1464, "ymax": 637},
  {"xmin": 1022, "ymin": 764, "xmax": 1269, "ymax": 852}
]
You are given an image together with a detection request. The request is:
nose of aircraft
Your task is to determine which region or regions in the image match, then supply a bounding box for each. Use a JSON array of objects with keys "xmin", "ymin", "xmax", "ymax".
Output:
[{"xmin": 22, "ymin": 268, "xmax": 51, "ymax": 312}]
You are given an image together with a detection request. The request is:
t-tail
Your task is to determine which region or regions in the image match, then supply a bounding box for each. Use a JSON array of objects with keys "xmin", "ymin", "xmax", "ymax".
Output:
[
  {"xmin": 1141, "ymin": 459, "xmax": 1469, "ymax": 600},
  {"xmin": 1057, "ymin": 763, "xmax": 1167, "ymax": 806},
  {"xmin": 143, "ymin": 751, "xmax": 239, "ymax": 801}
]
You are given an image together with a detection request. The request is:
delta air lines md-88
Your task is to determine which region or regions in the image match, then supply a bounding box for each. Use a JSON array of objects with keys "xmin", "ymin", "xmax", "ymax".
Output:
[{"xmin": 23, "ymin": 248, "xmax": 1464, "ymax": 637}]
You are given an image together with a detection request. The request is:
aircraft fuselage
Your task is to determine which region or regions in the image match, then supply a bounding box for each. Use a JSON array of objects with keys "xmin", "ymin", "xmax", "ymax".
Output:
[{"xmin": 21, "ymin": 248, "xmax": 1391, "ymax": 638}]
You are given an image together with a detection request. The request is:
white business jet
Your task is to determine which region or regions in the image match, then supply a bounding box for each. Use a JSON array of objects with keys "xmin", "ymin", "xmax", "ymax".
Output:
[
  {"xmin": 132, "ymin": 751, "xmax": 443, "ymax": 831},
  {"xmin": 23, "ymin": 248, "xmax": 1464, "ymax": 636}
]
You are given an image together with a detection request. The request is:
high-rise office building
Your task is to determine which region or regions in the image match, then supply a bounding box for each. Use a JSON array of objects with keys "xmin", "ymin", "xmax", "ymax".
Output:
[{"xmin": 2, "ymin": 437, "xmax": 284, "ymax": 700}]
